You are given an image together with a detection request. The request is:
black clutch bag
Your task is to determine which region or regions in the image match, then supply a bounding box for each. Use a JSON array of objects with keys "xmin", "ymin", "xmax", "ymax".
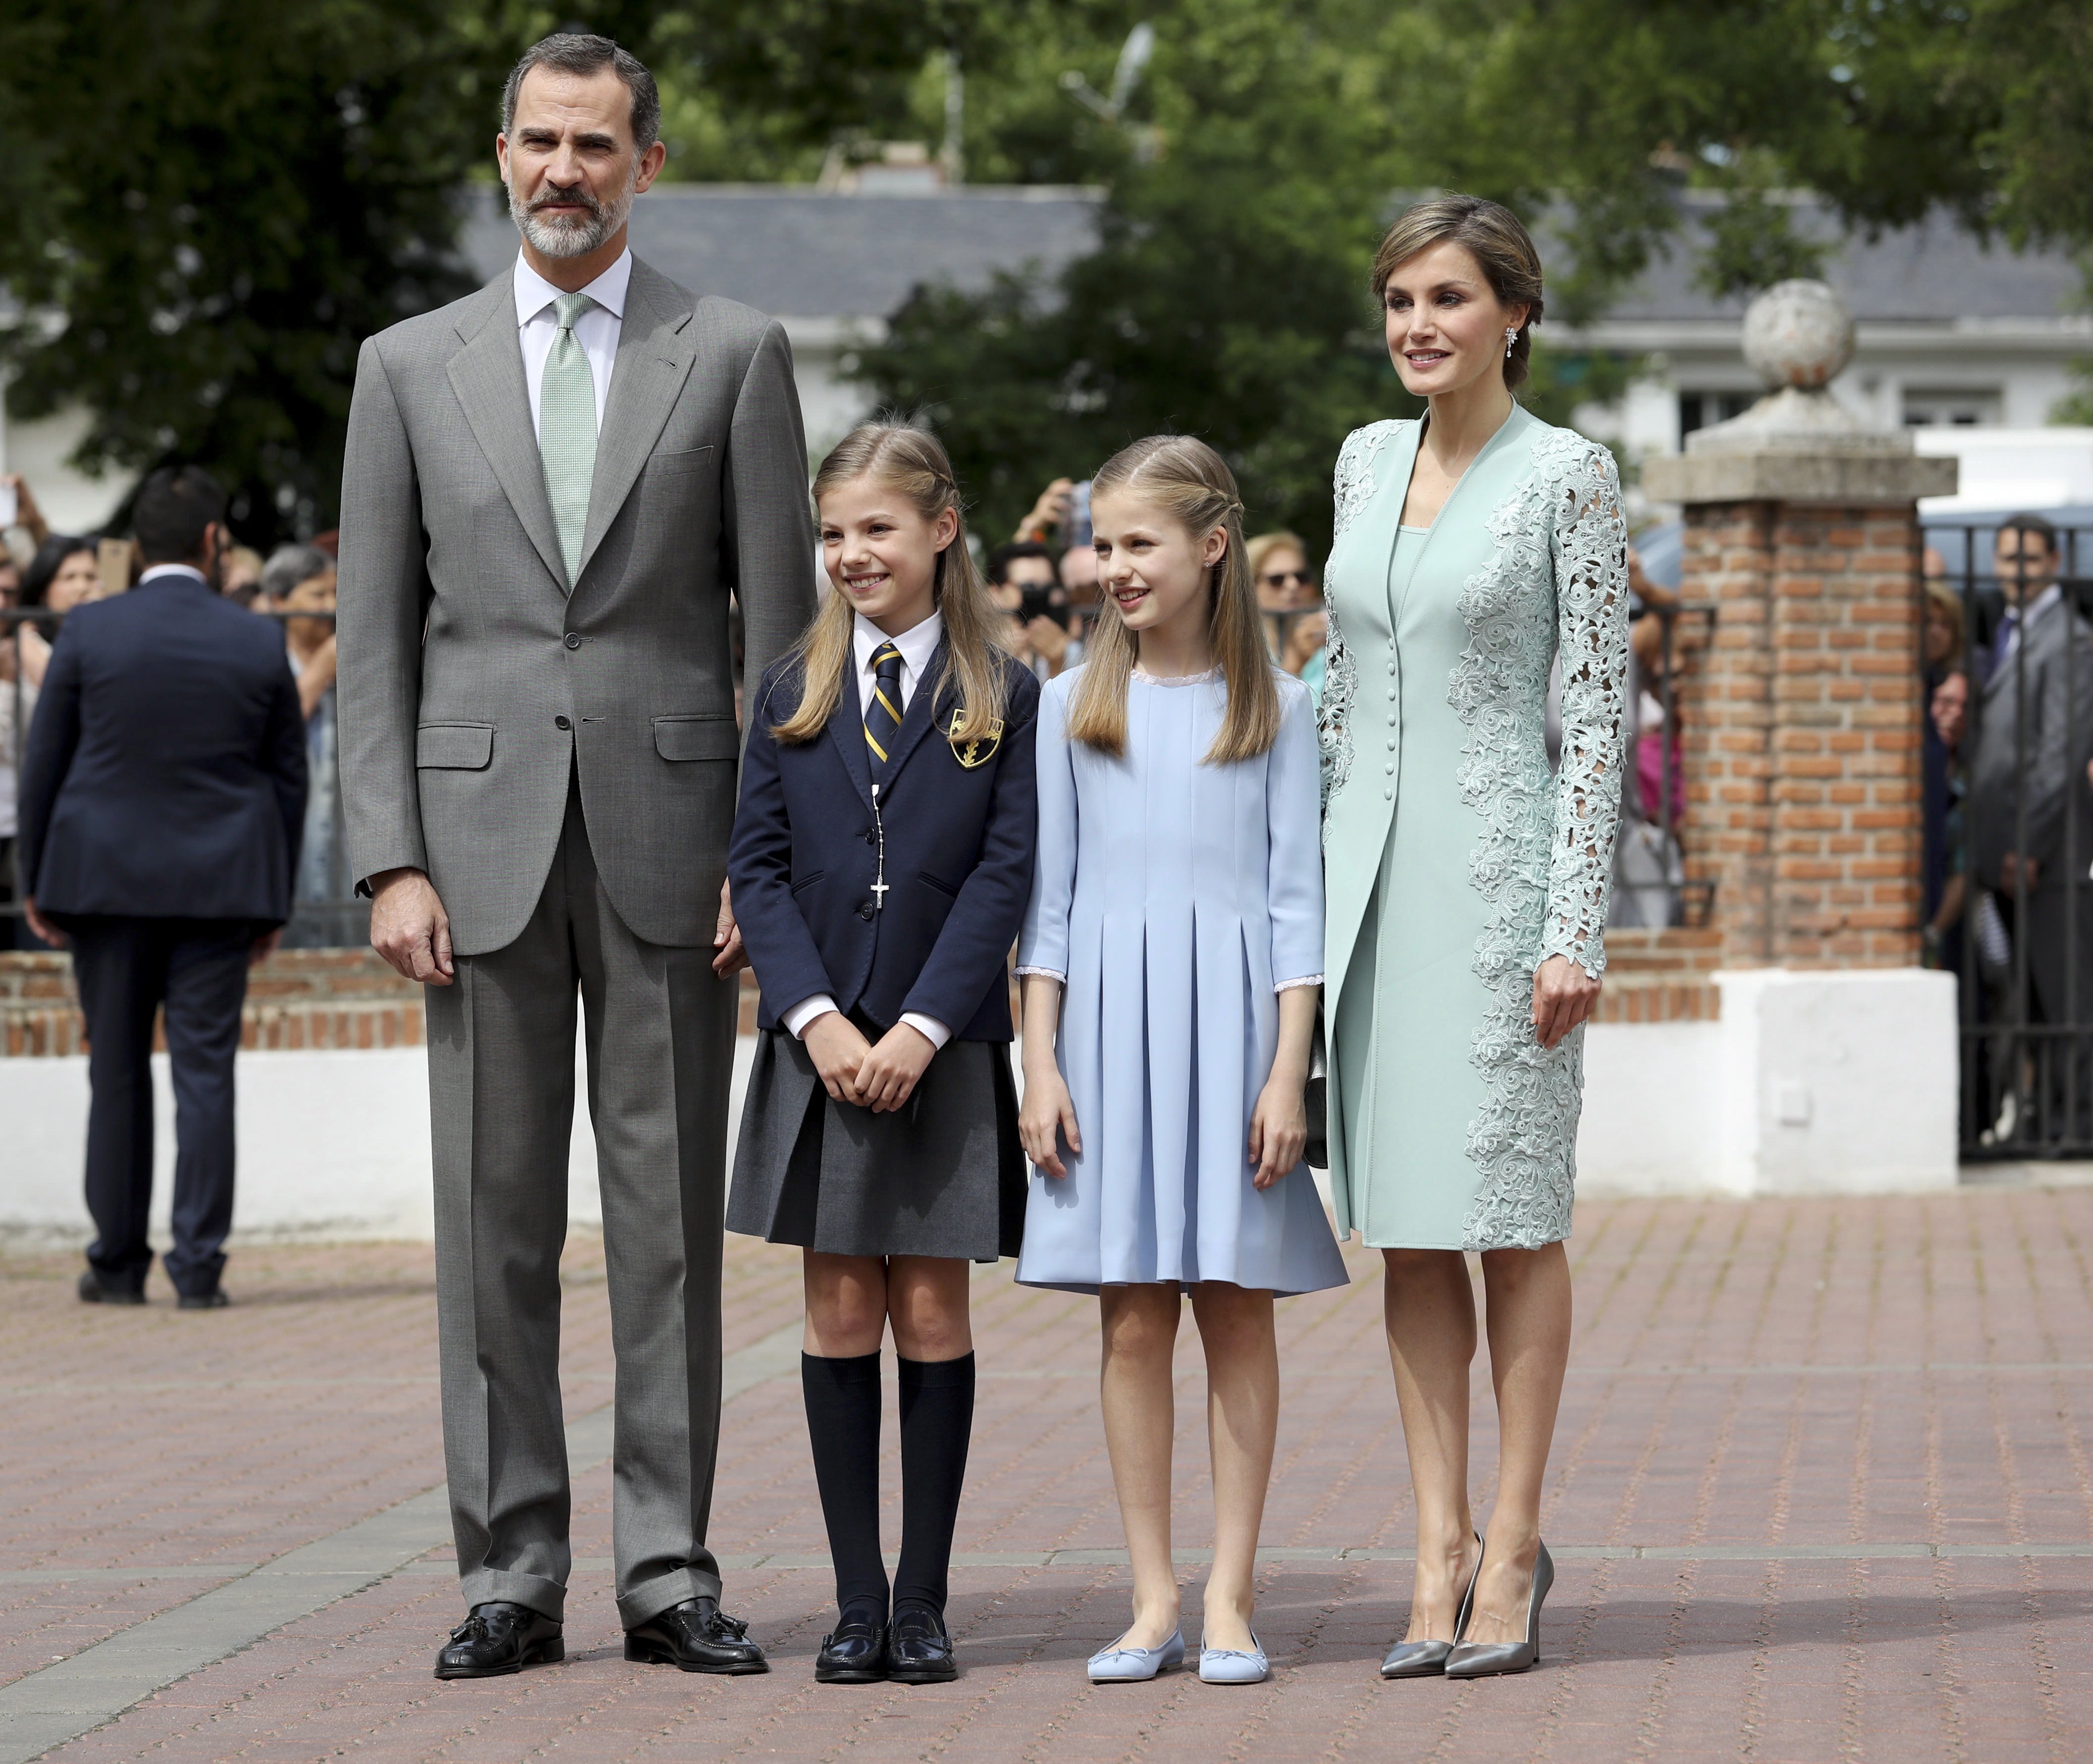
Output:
[{"xmin": 1304, "ymin": 1005, "xmax": 1329, "ymax": 1170}]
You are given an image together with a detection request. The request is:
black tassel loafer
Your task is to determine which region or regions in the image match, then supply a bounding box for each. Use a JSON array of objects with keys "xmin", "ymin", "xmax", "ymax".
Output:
[
  {"xmin": 433, "ymin": 1602, "xmax": 564, "ymax": 1680},
  {"xmin": 814, "ymin": 1611, "xmax": 889, "ymax": 1684},
  {"xmin": 886, "ymin": 1604, "xmax": 957, "ymax": 1685},
  {"xmin": 624, "ymin": 1597, "xmax": 769, "ymax": 1674}
]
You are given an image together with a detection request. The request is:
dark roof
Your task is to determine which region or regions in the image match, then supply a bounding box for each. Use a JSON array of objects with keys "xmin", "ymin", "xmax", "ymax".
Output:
[
  {"xmin": 464, "ymin": 185, "xmax": 1102, "ymax": 321},
  {"xmin": 1598, "ymin": 194, "xmax": 2083, "ymax": 325}
]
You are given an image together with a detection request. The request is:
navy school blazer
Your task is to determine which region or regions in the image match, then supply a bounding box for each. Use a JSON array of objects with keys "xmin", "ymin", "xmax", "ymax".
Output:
[{"xmin": 728, "ymin": 640, "xmax": 1040, "ymax": 1043}]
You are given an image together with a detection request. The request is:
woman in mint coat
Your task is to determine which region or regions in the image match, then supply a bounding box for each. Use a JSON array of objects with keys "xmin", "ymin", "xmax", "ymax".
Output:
[{"xmin": 1319, "ymin": 197, "xmax": 1628, "ymax": 1679}]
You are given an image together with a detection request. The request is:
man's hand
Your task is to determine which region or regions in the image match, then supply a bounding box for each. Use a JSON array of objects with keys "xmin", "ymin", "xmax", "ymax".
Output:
[
  {"xmin": 250, "ymin": 928, "xmax": 282, "ymax": 967},
  {"xmin": 21, "ymin": 895, "xmax": 64, "ymax": 950},
  {"xmin": 2001, "ymin": 851, "xmax": 2041, "ymax": 896},
  {"xmin": 804, "ymin": 1011, "xmax": 873, "ymax": 1105},
  {"xmin": 1016, "ymin": 478, "xmax": 1074, "ymax": 542},
  {"xmin": 370, "ymin": 867, "xmax": 454, "ymax": 986},
  {"xmin": 712, "ymin": 877, "xmax": 748, "ymax": 977},
  {"xmin": 1024, "ymin": 615, "xmax": 1071, "ymax": 675},
  {"xmin": 857, "ymin": 1020, "xmax": 936, "ymax": 1113}
]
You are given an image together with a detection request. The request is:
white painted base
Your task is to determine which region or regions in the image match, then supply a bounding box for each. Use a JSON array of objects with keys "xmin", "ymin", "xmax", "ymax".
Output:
[
  {"xmin": 1578, "ymin": 967, "xmax": 1959, "ymax": 1197},
  {"xmin": 0, "ymin": 1036, "xmax": 757, "ymax": 1246},
  {"xmin": 0, "ymin": 968, "xmax": 1961, "ymax": 1244}
]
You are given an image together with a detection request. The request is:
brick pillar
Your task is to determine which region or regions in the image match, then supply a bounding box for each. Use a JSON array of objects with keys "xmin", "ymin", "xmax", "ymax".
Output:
[{"xmin": 1674, "ymin": 497, "xmax": 1929, "ymax": 968}]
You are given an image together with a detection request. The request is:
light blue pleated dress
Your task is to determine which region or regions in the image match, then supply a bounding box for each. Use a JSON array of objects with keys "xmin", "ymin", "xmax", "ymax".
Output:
[{"xmin": 1015, "ymin": 665, "xmax": 1348, "ymax": 1296}]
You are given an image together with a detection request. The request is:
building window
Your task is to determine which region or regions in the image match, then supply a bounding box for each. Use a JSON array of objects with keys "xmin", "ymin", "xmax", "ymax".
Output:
[
  {"xmin": 1902, "ymin": 388, "xmax": 2002, "ymax": 427},
  {"xmin": 1679, "ymin": 391, "xmax": 1757, "ymax": 439}
]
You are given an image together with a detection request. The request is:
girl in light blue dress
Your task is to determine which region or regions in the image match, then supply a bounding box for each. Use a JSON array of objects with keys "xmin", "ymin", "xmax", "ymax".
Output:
[{"xmin": 1016, "ymin": 436, "xmax": 1346, "ymax": 1689}]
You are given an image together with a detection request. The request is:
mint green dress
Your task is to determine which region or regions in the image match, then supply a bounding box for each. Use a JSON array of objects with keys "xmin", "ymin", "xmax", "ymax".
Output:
[{"xmin": 1319, "ymin": 408, "xmax": 1629, "ymax": 1252}]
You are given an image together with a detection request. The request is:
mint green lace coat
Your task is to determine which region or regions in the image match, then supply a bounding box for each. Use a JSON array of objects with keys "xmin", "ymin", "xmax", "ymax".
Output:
[{"xmin": 1318, "ymin": 407, "xmax": 1628, "ymax": 1251}]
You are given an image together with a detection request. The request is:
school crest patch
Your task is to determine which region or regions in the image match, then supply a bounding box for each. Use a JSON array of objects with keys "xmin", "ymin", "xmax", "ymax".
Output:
[{"xmin": 946, "ymin": 710, "xmax": 1004, "ymax": 769}]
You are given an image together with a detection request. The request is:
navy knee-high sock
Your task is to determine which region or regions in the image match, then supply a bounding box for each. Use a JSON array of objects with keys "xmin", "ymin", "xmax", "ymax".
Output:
[
  {"xmin": 801, "ymin": 1352, "xmax": 889, "ymax": 1617},
  {"xmin": 893, "ymin": 1352, "xmax": 976, "ymax": 1617}
]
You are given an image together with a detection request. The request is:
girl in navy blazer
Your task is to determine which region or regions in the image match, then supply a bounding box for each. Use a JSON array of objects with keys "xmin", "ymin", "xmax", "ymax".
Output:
[{"xmin": 727, "ymin": 422, "xmax": 1038, "ymax": 1687}]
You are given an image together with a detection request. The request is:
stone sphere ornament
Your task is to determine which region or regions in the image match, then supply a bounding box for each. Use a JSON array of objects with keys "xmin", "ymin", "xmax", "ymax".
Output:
[{"xmin": 1740, "ymin": 280, "xmax": 1855, "ymax": 390}]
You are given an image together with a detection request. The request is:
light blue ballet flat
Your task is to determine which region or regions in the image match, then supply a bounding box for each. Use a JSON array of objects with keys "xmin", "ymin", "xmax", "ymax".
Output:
[
  {"xmin": 1198, "ymin": 1629, "xmax": 1269, "ymax": 1685},
  {"xmin": 1088, "ymin": 1628, "xmax": 1186, "ymax": 1682}
]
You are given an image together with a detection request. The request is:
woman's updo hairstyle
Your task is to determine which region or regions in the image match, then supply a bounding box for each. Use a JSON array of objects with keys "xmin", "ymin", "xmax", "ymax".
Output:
[{"xmin": 1370, "ymin": 195, "xmax": 1546, "ymax": 393}]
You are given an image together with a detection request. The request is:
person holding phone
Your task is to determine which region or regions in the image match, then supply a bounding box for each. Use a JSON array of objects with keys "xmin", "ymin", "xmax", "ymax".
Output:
[{"xmin": 986, "ymin": 540, "xmax": 1074, "ymax": 680}]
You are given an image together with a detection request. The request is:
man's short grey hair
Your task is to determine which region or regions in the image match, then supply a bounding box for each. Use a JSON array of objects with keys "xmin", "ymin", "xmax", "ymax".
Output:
[
  {"xmin": 501, "ymin": 33, "xmax": 661, "ymax": 154},
  {"xmin": 261, "ymin": 544, "xmax": 333, "ymax": 602}
]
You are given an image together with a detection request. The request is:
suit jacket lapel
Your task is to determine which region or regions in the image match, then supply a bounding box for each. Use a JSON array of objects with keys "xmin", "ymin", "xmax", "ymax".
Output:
[
  {"xmin": 445, "ymin": 277, "xmax": 567, "ymax": 591},
  {"xmin": 827, "ymin": 665, "xmax": 876, "ymax": 810},
  {"xmin": 576, "ymin": 258, "xmax": 697, "ymax": 585},
  {"xmin": 879, "ymin": 637, "xmax": 953, "ymax": 799}
]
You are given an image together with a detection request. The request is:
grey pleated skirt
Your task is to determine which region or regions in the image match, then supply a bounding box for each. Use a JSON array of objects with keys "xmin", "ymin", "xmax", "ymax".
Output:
[{"xmin": 727, "ymin": 1025, "xmax": 1026, "ymax": 1261}]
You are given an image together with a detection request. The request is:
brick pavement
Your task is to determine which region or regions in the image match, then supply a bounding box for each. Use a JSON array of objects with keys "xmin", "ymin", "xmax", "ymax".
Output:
[{"xmin": 4, "ymin": 1190, "xmax": 2092, "ymax": 1761}]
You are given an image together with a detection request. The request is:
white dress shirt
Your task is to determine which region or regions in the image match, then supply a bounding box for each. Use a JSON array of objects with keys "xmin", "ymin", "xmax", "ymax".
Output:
[
  {"xmin": 513, "ymin": 250, "xmax": 630, "ymax": 439},
  {"xmin": 1991, "ymin": 581, "xmax": 2062, "ymax": 675},
  {"xmin": 137, "ymin": 564, "xmax": 209, "ymax": 589},
  {"xmin": 781, "ymin": 610, "xmax": 952, "ymax": 1050}
]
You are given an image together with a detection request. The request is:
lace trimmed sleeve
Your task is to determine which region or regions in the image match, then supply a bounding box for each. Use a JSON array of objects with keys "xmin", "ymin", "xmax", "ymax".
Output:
[
  {"xmin": 1542, "ymin": 442, "xmax": 1630, "ymax": 978},
  {"xmin": 1318, "ymin": 422, "xmax": 1395, "ymax": 818}
]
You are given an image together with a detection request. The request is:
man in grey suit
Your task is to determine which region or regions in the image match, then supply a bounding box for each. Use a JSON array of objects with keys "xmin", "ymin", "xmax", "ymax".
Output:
[
  {"xmin": 1970, "ymin": 515, "xmax": 2093, "ymax": 1078},
  {"xmin": 337, "ymin": 33, "xmax": 814, "ymax": 1679}
]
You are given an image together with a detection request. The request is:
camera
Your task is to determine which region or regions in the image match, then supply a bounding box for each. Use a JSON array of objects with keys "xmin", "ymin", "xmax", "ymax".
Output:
[{"xmin": 1019, "ymin": 584, "xmax": 1070, "ymax": 629}]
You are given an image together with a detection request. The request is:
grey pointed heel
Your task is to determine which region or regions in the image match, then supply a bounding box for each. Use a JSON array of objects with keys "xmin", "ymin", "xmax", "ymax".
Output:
[
  {"xmin": 1444, "ymin": 1538, "xmax": 1553, "ymax": 1678},
  {"xmin": 1380, "ymin": 1531, "xmax": 1483, "ymax": 1679}
]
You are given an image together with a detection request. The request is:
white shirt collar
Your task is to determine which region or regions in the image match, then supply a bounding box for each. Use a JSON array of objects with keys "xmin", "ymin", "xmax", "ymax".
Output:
[
  {"xmin": 512, "ymin": 248, "xmax": 632, "ymax": 327},
  {"xmin": 138, "ymin": 563, "xmax": 208, "ymax": 589},
  {"xmin": 852, "ymin": 608, "xmax": 944, "ymax": 687}
]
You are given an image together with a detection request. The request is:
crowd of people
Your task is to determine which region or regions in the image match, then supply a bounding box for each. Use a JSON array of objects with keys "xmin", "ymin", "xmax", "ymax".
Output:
[
  {"xmin": 1, "ymin": 478, "xmax": 353, "ymax": 948},
  {"xmin": 1921, "ymin": 514, "xmax": 2093, "ymax": 1143}
]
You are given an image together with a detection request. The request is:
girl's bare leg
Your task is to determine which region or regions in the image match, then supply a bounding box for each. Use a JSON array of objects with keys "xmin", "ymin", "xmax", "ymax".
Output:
[
  {"xmin": 1099, "ymin": 1283, "xmax": 1185, "ymax": 1650},
  {"xmin": 1188, "ymin": 1282, "xmax": 1278, "ymax": 1654}
]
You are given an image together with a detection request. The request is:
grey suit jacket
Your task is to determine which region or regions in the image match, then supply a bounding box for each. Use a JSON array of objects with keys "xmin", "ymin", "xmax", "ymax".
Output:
[
  {"xmin": 1970, "ymin": 590, "xmax": 2093, "ymax": 890},
  {"xmin": 336, "ymin": 256, "xmax": 817, "ymax": 954}
]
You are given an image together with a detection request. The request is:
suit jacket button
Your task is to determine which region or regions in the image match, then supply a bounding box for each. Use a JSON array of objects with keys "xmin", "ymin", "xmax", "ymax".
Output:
[
  {"xmin": 858, "ymin": 903, "xmax": 875, "ymax": 921},
  {"xmin": 555, "ymin": 715, "xmax": 571, "ymax": 730},
  {"xmin": 563, "ymin": 632, "xmax": 581, "ymax": 650}
]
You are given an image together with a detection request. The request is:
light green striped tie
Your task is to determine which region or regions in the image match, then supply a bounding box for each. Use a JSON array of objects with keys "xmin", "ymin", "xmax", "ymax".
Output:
[{"xmin": 539, "ymin": 291, "xmax": 598, "ymax": 586}]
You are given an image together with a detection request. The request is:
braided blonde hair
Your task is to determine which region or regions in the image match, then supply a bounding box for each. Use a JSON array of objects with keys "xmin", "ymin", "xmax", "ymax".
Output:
[{"xmin": 1067, "ymin": 434, "xmax": 1281, "ymax": 765}]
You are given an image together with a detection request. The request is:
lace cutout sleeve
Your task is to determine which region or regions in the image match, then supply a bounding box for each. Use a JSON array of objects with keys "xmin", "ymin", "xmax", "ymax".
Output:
[
  {"xmin": 1317, "ymin": 423, "xmax": 1391, "ymax": 818},
  {"xmin": 1543, "ymin": 442, "xmax": 1630, "ymax": 978}
]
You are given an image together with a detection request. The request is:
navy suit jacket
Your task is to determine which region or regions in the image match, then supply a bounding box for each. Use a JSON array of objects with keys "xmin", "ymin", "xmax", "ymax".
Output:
[
  {"xmin": 19, "ymin": 570, "xmax": 308, "ymax": 924},
  {"xmin": 729, "ymin": 641, "xmax": 1039, "ymax": 1042}
]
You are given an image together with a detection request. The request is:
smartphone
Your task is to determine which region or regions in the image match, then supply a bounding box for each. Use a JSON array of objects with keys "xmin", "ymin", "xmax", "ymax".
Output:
[
  {"xmin": 0, "ymin": 483, "xmax": 16, "ymax": 531},
  {"xmin": 98, "ymin": 538, "xmax": 135, "ymax": 599},
  {"xmin": 1068, "ymin": 480, "xmax": 1093, "ymax": 550}
]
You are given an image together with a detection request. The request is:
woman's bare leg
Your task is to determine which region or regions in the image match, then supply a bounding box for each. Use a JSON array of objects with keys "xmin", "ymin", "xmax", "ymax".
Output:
[
  {"xmin": 1467, "ymin": 1241, "xmax": 1572, "ymax": 1645},
  {"xmin": 1382, "ymin": 1247, "xmax": 1482, "ymax": 1642},
  {"xmin": 1188, "ymin": 1282, "xmax": 1278, "ymax": 1654},
  {"xmin": 1099, "ymin": 1283, "xmax": 1185, "ymax": 1650}
]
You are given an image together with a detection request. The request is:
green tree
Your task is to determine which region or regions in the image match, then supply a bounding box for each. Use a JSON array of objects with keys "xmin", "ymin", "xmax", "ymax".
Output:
[{"xmin": 0, "ymin": 0, "xmax": 515, "ymax": 541}]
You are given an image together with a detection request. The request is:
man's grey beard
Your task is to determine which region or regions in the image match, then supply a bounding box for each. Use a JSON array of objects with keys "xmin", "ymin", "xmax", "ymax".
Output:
[{"xmin": 509, "ymin": 170, "xmax": 636, "ymax": 259}]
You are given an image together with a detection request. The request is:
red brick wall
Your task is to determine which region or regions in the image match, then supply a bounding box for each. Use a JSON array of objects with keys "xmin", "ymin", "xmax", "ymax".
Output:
[{"xmin": 1675, "ymin": 500, "xmax": 1923, "ymax": 969}]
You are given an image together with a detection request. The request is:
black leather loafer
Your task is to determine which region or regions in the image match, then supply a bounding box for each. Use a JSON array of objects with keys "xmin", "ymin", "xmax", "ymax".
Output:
[
  {"xmin": 78, "ymin": 1270, "xmax": 145, "ymax": 1306},
  {"xmin": 433, "ymin": 1602, "xmax": 564, "ymax": 1679},
  {"xmin": 814, "ymin": 1615, "xmax": 889, "ymax": 1684},
  {"xmin": 624, "ymin": 1597, "xmax": 769, "ymax": 1674},
  {"xmin": 177, "ymin": 1289, "xmax": 229, "ymax": 1310},
  {"xmin": 886, "ymin": 1604, "xmax": 957, "ymax": 1684}
]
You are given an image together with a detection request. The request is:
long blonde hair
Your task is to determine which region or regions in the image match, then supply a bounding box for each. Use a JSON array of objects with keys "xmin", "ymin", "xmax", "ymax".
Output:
[
  {"xmin": 771, "ymin": 422, "xmax": 1008, "ymax": 746},
  {"xmin": 1066, "ymin": 435, "xmax": 1280, "ymax": 765}
]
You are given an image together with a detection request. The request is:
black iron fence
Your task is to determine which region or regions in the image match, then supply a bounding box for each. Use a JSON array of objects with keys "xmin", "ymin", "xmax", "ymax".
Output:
[{"xmin": 1929, "ymin": 519, "xmax": 2093, "ymax": 1158}]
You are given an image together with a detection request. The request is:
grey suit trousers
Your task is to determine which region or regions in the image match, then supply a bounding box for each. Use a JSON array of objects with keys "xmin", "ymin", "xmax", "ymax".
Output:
[{"xmin": 424, "ymin": 776, "xmax": 736, "ymax": 1627}]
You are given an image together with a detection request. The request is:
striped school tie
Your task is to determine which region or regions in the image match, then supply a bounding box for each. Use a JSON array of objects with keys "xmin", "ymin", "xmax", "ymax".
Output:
[{"xmin": 864, "ymin": 642, "xmax": 905, "ymax": 783}]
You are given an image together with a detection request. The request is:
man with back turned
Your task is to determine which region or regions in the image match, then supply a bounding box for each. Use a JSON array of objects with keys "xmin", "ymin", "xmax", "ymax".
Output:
[
  {"xmin": 17, "ymin": 465, "xmax": 307, "ymax": 1310},
  {"xmin": 335, "ymin": 33, "xmax": 815, "ymax": 1680}
]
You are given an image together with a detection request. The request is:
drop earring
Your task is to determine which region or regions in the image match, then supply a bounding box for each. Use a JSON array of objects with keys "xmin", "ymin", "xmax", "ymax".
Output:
[{"xmin": 1504, "ymin": 326, "xmax": 1517, "ymax": 359}]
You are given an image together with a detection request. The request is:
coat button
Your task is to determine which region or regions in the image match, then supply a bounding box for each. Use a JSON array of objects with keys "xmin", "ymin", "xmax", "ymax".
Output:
[
  {"xmin": 555, "ymin": 715, "xmax": 571, "ymax": 730},
  {"xmin": 858, "ymin": 903, "xmax": 875, "ymax": 921},
  {"xmin": 564, "ymin": 632, "xmax": 581, "ymax": 650},
  {"xmin": 865, "ymin": 829, "xmax": 876, "ymax": 845}
]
